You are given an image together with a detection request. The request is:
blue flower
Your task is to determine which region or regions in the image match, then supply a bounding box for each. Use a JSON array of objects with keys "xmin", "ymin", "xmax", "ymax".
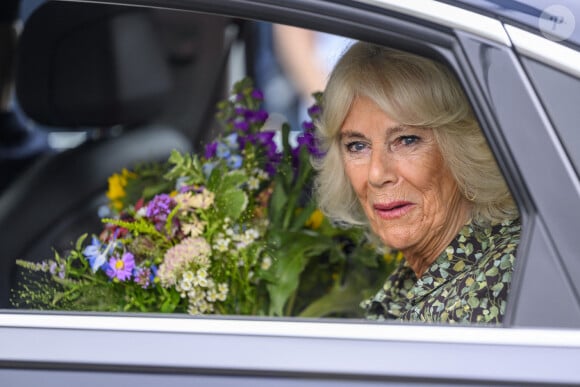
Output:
[
  {"xmin": 83, "ymin": 236, "xmax": 107, "ymax": 272},
  {"xmin": 227, "ymin": 155, "xmax": 243, "ymax": 169},
  {"xmin": 216, "ymin": 142, "xmax": 231, "ymax": 158},
  {"xmin": 202, "ymin": 161, "xmax": 218, "ymax": 178},
  {"xmin": 224, "ymin": 133, "xmax": 239, "ymax": 150}
]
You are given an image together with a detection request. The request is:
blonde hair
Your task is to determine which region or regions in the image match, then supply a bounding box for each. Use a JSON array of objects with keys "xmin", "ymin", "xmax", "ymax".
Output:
[{"xmin": 312, "ymin": 42, "xmax": 518, "ymax": 228}]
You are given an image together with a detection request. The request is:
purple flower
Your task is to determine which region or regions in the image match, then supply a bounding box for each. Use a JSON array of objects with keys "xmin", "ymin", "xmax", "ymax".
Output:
[
  {"xmin": 307, "ymin": 104, "xmax": 322, "ymax": 117},
  {"xmin": 146, "ymin": 194, "xmax": 176, "ymax": 231},
  {"xmin": 251, "ymin": 109, "xmax": 268, "ymax": 123},
  {"xmin": 234, "ymin": 120, "xmax": 249, "ymax": 132},
  {"xmin": 179, "ymin": 184, "xmax": 196, "ymax": 193},
  {"xmin": 106, "ymin": 252, "xmax": 135, "ymax": 281},
  {"xmin": 205, "ymin": 142, "xmax": 218, "ymax": 159},
  {"xmin": 295, "ymin": 131, "xmax": 324, "ymax": 158},
  {"xmin": 251, "ymin": 89, "xmax": 264, "ymax": 100},
  {"xmin": 134, "ymin": 265, "xmax": 156, "ymax": 288},
  {"xmin": 49, "ymin": 261, "xmax": 58, "ymax": 275},
  {"xmin": 254, "ymin": 131, "xmax": 277, "ymax": 151},
  {"xmin": 264, "ymin": 162, "xmax": 277, "ymax": 176},
  {"xmin": 302, "ymin": 120, "xmax": 315, "ymax": 132},
  {"xmin": 254, "ymin": 130, "xmax": 276, "ymax": 144},
  {"xmin": 146, "ymin": 194, "xmax": 175, "ymax": 218}
]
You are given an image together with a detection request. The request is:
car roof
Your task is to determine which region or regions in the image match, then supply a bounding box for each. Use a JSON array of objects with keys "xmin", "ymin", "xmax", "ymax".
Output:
[{"xmin": 447, "ymin": 0, "xmax": 580, "ymax": 49}]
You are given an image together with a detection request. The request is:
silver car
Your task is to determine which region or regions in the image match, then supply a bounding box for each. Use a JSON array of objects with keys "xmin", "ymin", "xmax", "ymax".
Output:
[{"xmin": 1, "ymin": 0, "xmax": 580, "ymax": 385}]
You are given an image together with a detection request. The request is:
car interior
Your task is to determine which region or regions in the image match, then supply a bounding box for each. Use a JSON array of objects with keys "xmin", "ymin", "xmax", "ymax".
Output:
[
  {"xmin": 0, "ymin": 0, "xmax": 317, "ymax": 308},
  {"xmin": 0, "ymin": 1, "xmax": 251, "ymax": 307}
]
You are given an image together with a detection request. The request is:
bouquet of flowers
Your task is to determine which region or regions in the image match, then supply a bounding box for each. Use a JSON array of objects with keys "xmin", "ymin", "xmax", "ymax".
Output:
[{"xmin": 12, "ymin": 78, "xmax": 398, "ymax": 317}]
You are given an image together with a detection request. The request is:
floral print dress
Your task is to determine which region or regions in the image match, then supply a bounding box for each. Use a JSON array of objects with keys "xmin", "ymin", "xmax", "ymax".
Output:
[{"xmin": 362, "ymin": 219, "xmax": 521, "ymax": 324}]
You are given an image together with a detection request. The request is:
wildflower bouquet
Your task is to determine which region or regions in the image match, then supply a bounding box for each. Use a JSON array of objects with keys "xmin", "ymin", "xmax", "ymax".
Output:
[{"xmin": 13, "ymin": 78, "xmax": 397, "ymax": 317}]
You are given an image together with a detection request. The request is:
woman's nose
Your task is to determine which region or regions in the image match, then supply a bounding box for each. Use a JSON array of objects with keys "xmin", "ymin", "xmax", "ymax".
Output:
[{"xmin": 368, "ymin": 149, "xmax": 397, "ymax": 187}]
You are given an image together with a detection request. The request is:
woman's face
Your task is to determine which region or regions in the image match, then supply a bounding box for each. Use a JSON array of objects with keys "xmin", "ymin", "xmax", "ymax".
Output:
[{"xmin": 340, "ymin": 96, "xmax": 470, "ymax": 255}]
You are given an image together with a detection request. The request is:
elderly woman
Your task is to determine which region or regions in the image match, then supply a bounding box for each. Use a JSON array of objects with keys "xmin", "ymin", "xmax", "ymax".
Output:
[{"xmin": 313, "ymin": 42, "xmax": 520, "ymax": 324}]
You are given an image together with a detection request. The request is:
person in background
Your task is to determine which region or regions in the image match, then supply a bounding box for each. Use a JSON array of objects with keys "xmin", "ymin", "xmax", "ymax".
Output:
[
  {"xmin": 313, "ymin": 42, "xmax": 520, "ymax": 324},
  {"xmin": 272, "ymin": 24, "xmax": 353, "ymax": 126}
]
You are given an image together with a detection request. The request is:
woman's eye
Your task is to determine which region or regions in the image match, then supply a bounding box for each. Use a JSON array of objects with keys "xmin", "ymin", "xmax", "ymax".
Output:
[
  {"xmin": 345, "ymin": 141, "xmax": 367, "ymax": 153},
  {"xmin": 398, "ymin": 135, "xmax": 420, "ymax": 146}
]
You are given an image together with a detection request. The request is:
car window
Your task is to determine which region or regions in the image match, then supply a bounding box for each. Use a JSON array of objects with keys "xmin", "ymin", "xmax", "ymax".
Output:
[
  {"xmin": 521, "ymin": 57, "xmax": 580, "ymax": 179},
  {"xmin": 1, "ymin": 1, "xmax": 525, "ymax": 328}
]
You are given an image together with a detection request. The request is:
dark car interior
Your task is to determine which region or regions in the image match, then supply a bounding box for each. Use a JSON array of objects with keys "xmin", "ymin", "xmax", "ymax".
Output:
[{"xmin": 0, "ymin": 1, "xmax": 271, "ymax": 307}]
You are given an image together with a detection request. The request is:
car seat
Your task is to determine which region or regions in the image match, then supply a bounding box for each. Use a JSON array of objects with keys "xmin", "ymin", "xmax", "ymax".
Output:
[{"xmin": 0, "ymin": 2, "xmax": 192, "ymax": 308}]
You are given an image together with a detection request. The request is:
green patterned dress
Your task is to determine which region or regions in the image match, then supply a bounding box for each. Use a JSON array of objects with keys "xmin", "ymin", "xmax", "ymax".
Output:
[{"xmin": 362, "ymin": 219, "xmax": 521, "ymax": 324}]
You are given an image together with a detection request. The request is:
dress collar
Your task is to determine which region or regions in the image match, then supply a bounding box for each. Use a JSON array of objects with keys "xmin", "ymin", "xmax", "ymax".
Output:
[{"xmin": 405, "ymin": 222, "xmax": 496, "ymax": 302}]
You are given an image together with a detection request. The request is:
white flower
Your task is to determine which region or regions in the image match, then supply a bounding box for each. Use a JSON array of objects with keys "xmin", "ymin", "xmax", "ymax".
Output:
[
  {"xmin": 198, "ymin": 300, "xmax": 210, "ymax": 313},
  {"xmin": 180, "ymin": 280, "xmax": 192, "ymax": 291},
  {"xmin": 197, "ymin": 268, "xmax": 208, "ymax": 279},
  {"xmin": 188, "ymin": 304, "xmax": 200, "ymax": 315},
  {"xmin": 248, "ymin": 177, "xmax": 260, "ymax": 190},
  {"xmin": 206, "ymin": 288, "xmax": 218, "ymax": 302},
  {"xmin": 253, "ymin": 168, "xmax": 268, "ymax": 180},
  {"xmin": 213, "ymin": 237, "xmax": 229, "ymax": 252},
  {"xmin": 244, "ymin": 228, "xmax": 260, "ymax": 243},
  {"xmin": 182, "ymin": 221, "xmax": 205, "ymax": 237},
  {"xmin": 261, "ymin": 256, "xmax": 272, "ymax": 270},
  {"xmin": 217, "ymin": 283, "xmax": 229, "ymax": 301},
  {"xmin": 198, "ymin": 276, "xmax": 208, "ymax": 288},
  {"xmin": 187, "ymin": 288, "xmax": 197, "ymax": 300},
  {"xmin": 135, "ymin": 206, "xmax": 147, "ymax": 218}
]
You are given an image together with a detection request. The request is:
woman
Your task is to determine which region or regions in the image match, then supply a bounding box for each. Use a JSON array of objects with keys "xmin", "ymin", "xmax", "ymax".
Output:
[{"xmin": 313, "ymin": 42, "xmax": 520, "ymax": 324}]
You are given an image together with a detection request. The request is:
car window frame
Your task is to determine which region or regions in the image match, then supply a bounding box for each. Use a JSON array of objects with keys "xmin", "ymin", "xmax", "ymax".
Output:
[{"xmin": 2, "ymin": 0, "xmax": 575, "ymax": 327}]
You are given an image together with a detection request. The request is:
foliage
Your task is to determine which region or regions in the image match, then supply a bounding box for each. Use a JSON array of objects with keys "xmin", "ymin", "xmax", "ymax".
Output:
[{"xmin": 12, "ymin": 78, "xmax": 398, "ymax": 317}]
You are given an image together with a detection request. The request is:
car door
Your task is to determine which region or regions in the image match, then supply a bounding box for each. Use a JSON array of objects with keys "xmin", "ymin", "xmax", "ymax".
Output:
[{"xmin": 1, "ymin": 0, "xmax": 580, "ymax": 385}]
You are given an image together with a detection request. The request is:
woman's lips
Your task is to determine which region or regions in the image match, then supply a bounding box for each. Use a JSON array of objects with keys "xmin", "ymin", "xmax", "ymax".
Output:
[{"xmin": 373, "ymin": 201, "xmax": 414, "ymax": 220}]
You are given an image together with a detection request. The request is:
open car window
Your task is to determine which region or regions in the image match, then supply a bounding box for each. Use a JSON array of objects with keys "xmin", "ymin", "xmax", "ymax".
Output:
[{"xmin": 1, "ymin": 0, "xmax": 579, "ymax": 330}]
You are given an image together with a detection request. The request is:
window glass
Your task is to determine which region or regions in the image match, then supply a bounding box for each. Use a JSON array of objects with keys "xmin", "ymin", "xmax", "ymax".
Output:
[
  {"xmin": 521, "ymin": 57, "xmax": 580, "ymax": 179},
  {"xmin": 2, "ymin": 1, "xmax": 520, "ymax": 327}
]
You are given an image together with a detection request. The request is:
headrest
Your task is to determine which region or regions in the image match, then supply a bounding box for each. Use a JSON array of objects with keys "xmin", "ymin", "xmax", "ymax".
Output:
[{"xmin": 15, "ymin": 2, "xmax": 171, "ymax": 128}]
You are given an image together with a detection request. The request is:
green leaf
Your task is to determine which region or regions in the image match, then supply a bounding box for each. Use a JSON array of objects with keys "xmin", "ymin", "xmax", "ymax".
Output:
[
  {"xmin": 164, "ymin": 150, "xmax": 204, "ymax": 185},
  {"xmin": 216, "ymin": 189, "xmax": 248, "ymax": 221},
  {"xmin": 75, "ymin": 234, "xmax": 88, "ymax": 251},
  {"xmin": 268, "ymin": 180, "xmax": 288, "ymax": 228},
  {"xmin": 219, "ymin": 170, "xmax": 248, "ymax": 191},
  {"xmin": 289, "ymin": 199, "xmax": 317, "ymax": 232},
  {"xmin": 266, "ymin": 230, "xmax": 333, "ymax": 316},
  {"xmin": 160, "ymin": 291, "xmax": 180, "ymax": 313},
  {"xmin": 207, "ymin": 163, "xmax": 227, "ymax": 192}
]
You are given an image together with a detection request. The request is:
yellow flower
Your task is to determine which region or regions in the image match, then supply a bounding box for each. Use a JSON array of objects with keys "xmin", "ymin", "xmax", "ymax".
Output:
[
  {"xmin": 384, "ymin": 250, "xmax": 404, "ymax": 264},
  {"xmin": 305, "ymin": 209, "xmax": 324, "ymax": 230},
  {"xmin": 106, "ymin": 168, "xmax": 135, "ymax": 210}
]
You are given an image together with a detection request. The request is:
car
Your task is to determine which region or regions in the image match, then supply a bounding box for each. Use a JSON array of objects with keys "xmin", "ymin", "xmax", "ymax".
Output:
[{"xmin": 1, "ymin": 0, "xmax": 580, "ymax": 385}]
